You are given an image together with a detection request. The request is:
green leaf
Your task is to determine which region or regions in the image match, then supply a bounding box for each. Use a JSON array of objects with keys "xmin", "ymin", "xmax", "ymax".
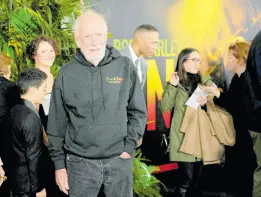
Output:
[
  {"xmin": 133, "ymin": 150, "xmax": 164, "ymax": 197},
  {"xmin": 45, "ymin": 5, "xmax": 53, "ymax": 25},
  {"xmin": 51, "ymin": 64, "xmax": 61, "ymax": 78},
  {"xmin": 24, "ymin": 8, "xmax": 53, "ymax": 35}
]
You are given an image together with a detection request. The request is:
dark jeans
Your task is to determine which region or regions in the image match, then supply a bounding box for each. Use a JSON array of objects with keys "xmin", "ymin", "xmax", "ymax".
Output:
[{"xmin": 66, "ymin": 154, "xmax": 133, "ymax": 197}]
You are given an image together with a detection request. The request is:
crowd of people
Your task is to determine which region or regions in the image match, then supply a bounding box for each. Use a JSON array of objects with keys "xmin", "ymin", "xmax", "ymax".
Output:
[{"xmin": 0, "ymin": 9, "xmax": 260, "ymax": 197}]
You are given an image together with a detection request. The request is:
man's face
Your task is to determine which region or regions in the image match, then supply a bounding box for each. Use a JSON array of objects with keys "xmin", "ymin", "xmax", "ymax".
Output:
[
  {"xmin": 139, "ymin": 31, "xmax": 159, "ymax": 58},
  {"xmin": 76, "ymin": 17, "xmax": 107, "ymax": 65},
  {"xmin": 32, "ymin": 80, "xmax": 48, "ymax": 104}
]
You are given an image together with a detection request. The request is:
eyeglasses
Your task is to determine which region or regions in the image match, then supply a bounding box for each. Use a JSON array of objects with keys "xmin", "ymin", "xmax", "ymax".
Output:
[{"xmin": 186, "ymin": 58, "xmax": 202, "ymax": 63}]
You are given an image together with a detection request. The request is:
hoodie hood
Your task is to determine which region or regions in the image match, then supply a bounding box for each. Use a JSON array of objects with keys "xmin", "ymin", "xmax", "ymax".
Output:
[{"xmin": 75, "ymin": 45, "xmax": 121, "ymax": 67}]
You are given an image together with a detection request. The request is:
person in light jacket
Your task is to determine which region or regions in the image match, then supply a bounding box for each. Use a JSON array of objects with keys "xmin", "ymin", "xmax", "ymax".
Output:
[{"xmin": 160, "ymin": 48, "xmax": 218, "ymax": 197}]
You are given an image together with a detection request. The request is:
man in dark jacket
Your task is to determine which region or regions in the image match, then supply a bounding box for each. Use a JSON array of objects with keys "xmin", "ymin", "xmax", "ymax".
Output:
[
  {"xmin": 47, "ymin": 10, "xmax": 147, "ymax": 197},
  {"xmin": 0, "ymin": 68, "xmax": 48, "ymax": 197},
  {"xmin": 245, "ymin": 30, "xmax": 261, "ymax": 197}
]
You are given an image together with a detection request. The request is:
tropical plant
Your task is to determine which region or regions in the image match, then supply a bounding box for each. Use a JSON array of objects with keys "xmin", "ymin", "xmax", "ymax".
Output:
[
  {"xmin": 0, "ymin": 0, "xmax": 82, "ymax": 78},
  {"xmin": 133, "ymin": 150, "xmax": 165, "ymax": 197}
]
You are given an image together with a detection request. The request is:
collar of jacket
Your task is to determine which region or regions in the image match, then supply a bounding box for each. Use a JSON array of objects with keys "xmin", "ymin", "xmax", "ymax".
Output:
[
  {"xmin": 22, "ymin": 99, "xmax": 40, "ymax": 118},
  {"xmin": 177, "ymin": 83, "xmax": 187, "ymax": 92},
  {"xmin": 74, "ymin": 45, "xmax": 121, "ymax": 67}
]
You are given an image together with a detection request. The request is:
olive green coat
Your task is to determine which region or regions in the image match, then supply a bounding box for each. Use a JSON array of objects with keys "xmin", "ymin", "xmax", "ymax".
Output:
[{"xmin": 160, "ymin": 76, "xmax": 212, "ymax": 162}]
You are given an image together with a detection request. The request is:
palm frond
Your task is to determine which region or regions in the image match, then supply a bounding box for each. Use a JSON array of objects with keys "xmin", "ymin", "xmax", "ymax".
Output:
[
  {"xmin": 24, "ymin": 8, "xmax": 53, "ymax": 35},
  {"xmin": 133, "ymin": 150, "xmax": 164, "ymax": 197}
]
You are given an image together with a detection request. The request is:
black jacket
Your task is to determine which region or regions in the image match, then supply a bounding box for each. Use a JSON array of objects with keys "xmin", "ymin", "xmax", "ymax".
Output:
[
  {"xmin": 0, "ymin": 76, "xmax": 20, "ymax": 125},
  {"xmin": 0, "ymin": 99, "xmax": 44, "ymax": 196},
  {"xmin": 47, "ymin": 46, "xmax": 147, "ymax": 170},
  {"xmin": 214, "ymin": 73, "xmax": 249, "ymax": 130},
  {"xmin": 245, "ymin": 30, "xmax": 261, "ymax": 132},
  {"xmin": 214, "ymin": 73, "xmax": 254, "ymax": 152}
]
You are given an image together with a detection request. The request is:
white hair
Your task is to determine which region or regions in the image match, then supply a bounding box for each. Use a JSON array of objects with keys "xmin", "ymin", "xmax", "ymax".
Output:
[{"xmin": 73, "ymin": 9, "xmax": 108, "ymax": 36}]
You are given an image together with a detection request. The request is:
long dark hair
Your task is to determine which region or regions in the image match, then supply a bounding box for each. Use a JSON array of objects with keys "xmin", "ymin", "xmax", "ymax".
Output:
[{"xmin": 175, "ymin": 48, "xmax": 200, "ymax": 94}]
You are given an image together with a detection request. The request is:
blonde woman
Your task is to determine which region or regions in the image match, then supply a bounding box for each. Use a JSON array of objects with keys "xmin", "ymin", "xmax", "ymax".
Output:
[{"xmin": 202, "ymin": 42, "xmax": 254, "ymax": 197}]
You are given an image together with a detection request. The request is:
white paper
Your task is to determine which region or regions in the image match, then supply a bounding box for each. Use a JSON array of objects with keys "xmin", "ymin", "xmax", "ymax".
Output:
[
  {"xmin": 185, "ymin": 87, "xmax": 209, "ymax": 109},
  {"xmin": 42, "ymin": 94, "xmax": 51, "ymax": 115}
]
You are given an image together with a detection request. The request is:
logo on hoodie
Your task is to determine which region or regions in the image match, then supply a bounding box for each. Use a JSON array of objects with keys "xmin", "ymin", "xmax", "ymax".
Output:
[{"xmin": 106, "ymin": 77, "xmax": 124, "ymax": 84}]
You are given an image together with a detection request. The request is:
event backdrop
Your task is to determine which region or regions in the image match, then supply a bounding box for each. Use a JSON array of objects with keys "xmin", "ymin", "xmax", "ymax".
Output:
[{"xmin": 91, "ymin": 0, "xmax": 261, "ymax": 135}]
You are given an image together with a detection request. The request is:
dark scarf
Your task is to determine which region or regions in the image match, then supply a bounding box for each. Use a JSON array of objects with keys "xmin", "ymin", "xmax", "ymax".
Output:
[{"xmin": 181, "ymin": 72, "xmax": 200, "ymax": 96}]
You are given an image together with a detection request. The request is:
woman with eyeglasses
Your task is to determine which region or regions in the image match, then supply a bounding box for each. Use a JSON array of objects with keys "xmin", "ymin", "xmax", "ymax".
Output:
[
  {"xmin": 160, "ymin": 48, "xmax": 218, "ymax": 197},
  {"xmin": 202, "ymin": 41, "xmax": 255, "ymax": 197}
]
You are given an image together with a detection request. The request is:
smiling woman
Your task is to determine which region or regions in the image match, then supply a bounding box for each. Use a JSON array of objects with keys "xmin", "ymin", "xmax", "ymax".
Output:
[
  {"xmin": 26, "ymin": 36, "xmax": 66, "ymax": 197},
  {"xmin": 26, "ymin": 36, "xmax": 60, "ymax": 130},
  {"xmin": 27, "ymin": 36, "xmax": 60, "ymax": 94}
]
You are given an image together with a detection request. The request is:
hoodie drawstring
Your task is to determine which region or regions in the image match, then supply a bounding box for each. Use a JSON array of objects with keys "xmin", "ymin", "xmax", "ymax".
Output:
[{"xmin": 100, "ymin": 67, "xmax": 106, "ymax": 113}]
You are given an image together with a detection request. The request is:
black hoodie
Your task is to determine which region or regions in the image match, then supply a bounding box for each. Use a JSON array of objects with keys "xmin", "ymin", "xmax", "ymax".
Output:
[{"xmin": 47, "ymin": 46, "xmax": 147, "ymax": 170}]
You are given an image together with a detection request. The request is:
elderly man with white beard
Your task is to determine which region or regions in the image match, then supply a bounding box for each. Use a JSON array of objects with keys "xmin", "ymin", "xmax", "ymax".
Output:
[{"xmin": 46, "ymin": 10, "xmax": 147, "ymax": 197}]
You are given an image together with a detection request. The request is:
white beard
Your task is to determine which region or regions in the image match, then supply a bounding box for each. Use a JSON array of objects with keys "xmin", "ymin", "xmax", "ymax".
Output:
[{"xmin": 81, "ymin": 46, "xmax": 106, "ymax": 67}]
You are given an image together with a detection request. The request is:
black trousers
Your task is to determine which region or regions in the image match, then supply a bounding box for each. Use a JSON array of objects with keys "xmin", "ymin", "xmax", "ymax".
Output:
[{"xmin": 176, "ymin": 161, "xmax": 203, "ymax": 197}]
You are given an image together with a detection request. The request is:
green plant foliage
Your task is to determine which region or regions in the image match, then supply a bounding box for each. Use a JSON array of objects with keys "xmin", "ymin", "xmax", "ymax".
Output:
[
  {"xmin": 0, "ymin": 0, "xmax": 113, "ymax": 79},
  {"xmin": 0, "ymin": 0, "xmax": 81, "ymax": 78},
  {"xmin": 133, "ymin": 149, "xmax": 165, "ymax": 197}
]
